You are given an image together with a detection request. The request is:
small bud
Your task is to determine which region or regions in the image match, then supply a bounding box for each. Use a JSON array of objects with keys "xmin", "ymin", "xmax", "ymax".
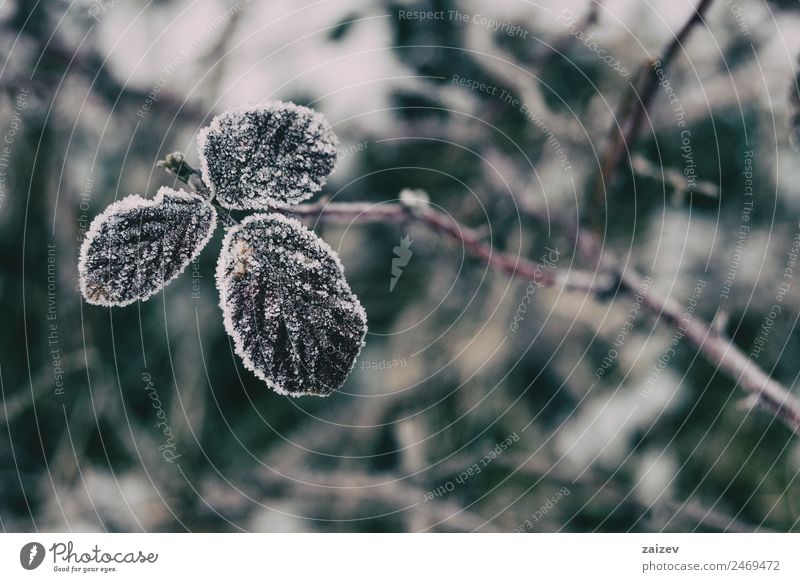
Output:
[{"xmin": 399, "ymin": 188, "xmax": 430, "ymax": 212}]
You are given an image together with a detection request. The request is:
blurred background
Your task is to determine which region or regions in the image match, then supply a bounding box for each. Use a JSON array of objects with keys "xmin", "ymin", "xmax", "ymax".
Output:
[{"xmin": 2, "ymin": 0, "xmax": 800, "ymax": 532}]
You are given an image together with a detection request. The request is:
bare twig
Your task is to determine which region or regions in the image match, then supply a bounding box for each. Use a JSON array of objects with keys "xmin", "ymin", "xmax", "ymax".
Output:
[
  {"xmin": 0, "ymin": 20, "xmax": 207, "ymax": 122},
  {"xmin": 240, "ymin": 196, "xmax": 800, "ymax": 435},
  {"xmin": 160, "ymin": 153, "xmax": 607, "ymax": 295},
  {"xmin": 286, "ymin": 200, "xmax": 800, "ymax": 434},
  {"xmin": 588, "ymin": 0, "xmax": 715, "ymax": 233},
  {"xmin": 619, "ymin": 271, "xmax": 800, "ymax": 434},
  {"xmin": 632, "ymin": 154, "xmax": 718, "ymax": 204},
  {"xmin": 288, "ymin": 199, "xmax": 608, "ymax": 295}
]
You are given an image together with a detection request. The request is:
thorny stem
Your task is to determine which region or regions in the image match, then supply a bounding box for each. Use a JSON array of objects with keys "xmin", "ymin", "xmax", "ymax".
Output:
[
  {"xmin": 619, "ymin": 272, "xmax": 800, "ymax": 434},
  {"xmin": 158, "ymin": 153, "xmax": 600, "ymax": 291},
  {"xmin": 573, "ymin": 0, "xmax": 800, "ymax": 434},
  {"xmin": 292, "ymin": 201, "xmax": 800, "ymax": 435},
  {"xmin": 156, "ymin": 152, "xmax": 800, "ymax": 435}
]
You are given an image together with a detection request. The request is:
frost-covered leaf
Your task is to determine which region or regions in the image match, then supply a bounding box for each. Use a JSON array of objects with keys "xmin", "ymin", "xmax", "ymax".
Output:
[
  {"xmin": 197, "ymin": 102, "xmax": 338, "ymax": 209},
  {"xmin": 79, "ymin": 187, "xmax": 217, "ymax": 306},
  {"xmin": 216, "ymin": 213, "xmax": 367, "ymax": 397}
]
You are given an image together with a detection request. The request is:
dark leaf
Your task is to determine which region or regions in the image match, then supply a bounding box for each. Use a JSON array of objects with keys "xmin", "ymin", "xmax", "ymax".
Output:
[
  {"xmin": 197, "ymin": 101, "xmax": 338, "ymax": 209},
  {"xmin": 216, "ymin": 213, "xmax": 367, "ymax": 396},
  {"xmin": 79, "ymin": 187, "xmax": 217, "ymax": 306}
]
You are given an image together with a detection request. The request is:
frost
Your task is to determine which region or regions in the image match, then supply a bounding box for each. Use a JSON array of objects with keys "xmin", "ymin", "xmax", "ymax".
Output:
[
  {"xmin": 197, "ymin": 101, "xmax": 338, "ymax": 209},
  {"xmin": 216, "ymin": 213, "xmax": 367, "ymax": 397},
  {"xmin": 79, "ymin": 187, "xmax": 217, "ymax": 306},
  {"xmin": 79, "ymin": 102, "xmax": 369, "ymax": 398}
]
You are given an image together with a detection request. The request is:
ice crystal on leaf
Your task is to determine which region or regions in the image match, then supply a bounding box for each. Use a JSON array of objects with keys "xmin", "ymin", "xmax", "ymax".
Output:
[
  {"xmin": 197, "ymin": 102, "xmax": 338, "ymax": 209},
  {"xmin": 78, "ymin": 187, "xmax": 217, "ymax": 306},
  {"xmin": 216, "ymin": 213, "xmax": 367, "ymax": 397}
]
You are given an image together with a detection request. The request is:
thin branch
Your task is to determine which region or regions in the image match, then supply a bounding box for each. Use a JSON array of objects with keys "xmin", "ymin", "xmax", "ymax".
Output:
[
  {"xmin": 588, "ymin": 0, "xmax": 715, "ymax": 233},
  {"xmin": 631, "ymin": 154, "xmax": 719, "ymax": 204},
  {"xmin": 158, "ymin": 123, "xmax": 800, "ymax": 436},
  {"xmin": 159, "ymin": 153, "xmax": 607, "ymax": 295},
  {"xmin": 290, "ymin": 202, "xmax": 800, "ymax": 435},
  {"xmin": 288, "ymin": 199, "xmax": 607, "ymax": 294},
  {"xmin": 619, "ymin": 271, "xmax": 800, "ymax": 434},
  {"xmin": 619, "ymin": 0, "xmax": 714, "ymax": 174}
]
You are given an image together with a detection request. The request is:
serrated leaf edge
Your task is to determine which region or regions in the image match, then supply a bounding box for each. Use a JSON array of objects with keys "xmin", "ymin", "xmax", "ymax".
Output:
[
  {"xmin": 78, "ymin": 186, "xmax": 218, "ymax": 307},
  {"xmin": 215, "ymin": 212, "xmax": 367, "ymax": 397},
  {"xmin": 196, "ymin": 101, "xmax": 338, "ymax": 210}
]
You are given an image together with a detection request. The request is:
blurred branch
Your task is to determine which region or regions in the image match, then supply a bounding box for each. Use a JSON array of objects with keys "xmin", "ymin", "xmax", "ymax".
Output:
[
  {"xmin": 588, "ymin": 0, "xmax": 715, "ymax": 235},
  {"xmin": 492, "ymin": 453, "xmax": 768, "ymax": 533},
  {"xmin": 204, "ymin": 469, "xmax": 502, "ymax": 532},
  {"xmin": 619, "ymin": 271, "xmax": 800, "ymax": 435},
  {"xmin": 0, "ymin": 19, "xmax": 207, "ymax": 122},
  {"xmin": 267, "ymin": 205, "xmax": 800, "ymax": 435},
  {"xmin": 290, "ymin": 200, "xmax": 606, "ymax": 294},
  {"xmin": 632, "ymin": 154, "xmax": 719, "ymax": 204}
]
